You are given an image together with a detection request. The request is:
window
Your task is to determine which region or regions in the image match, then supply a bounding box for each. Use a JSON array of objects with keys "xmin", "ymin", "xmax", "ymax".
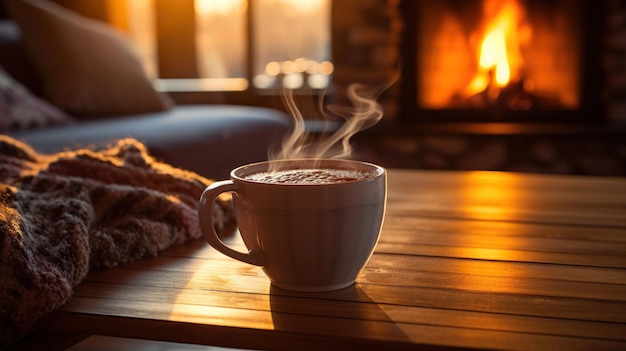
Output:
[{"xmin": 118, "ymin": 0, "xmax": 332, "ymax": 93}]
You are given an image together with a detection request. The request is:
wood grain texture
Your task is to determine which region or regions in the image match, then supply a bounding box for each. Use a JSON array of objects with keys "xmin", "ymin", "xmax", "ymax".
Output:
[{"xmin": 35, "ymin": 170, "xmax": 626, "ymax": 350}]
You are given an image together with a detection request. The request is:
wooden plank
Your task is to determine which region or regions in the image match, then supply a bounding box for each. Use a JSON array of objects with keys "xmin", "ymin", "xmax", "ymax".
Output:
[
  {"xmin": 82, "ymin": 262, "xmax": 270, "ymax": 293},
  {"xmin": 381, "ymin": 216, "xmax": 626, "ymax": 243},
  {"xmin": 379, "ymin": 226, "xmax": 626, "ymax": 257},
  {"xmin": 87, "ymin": 244, "xmax": 626, "ymax": 296},
  {"xmin": 367, "ymin": 254, "xmax": 626, "ymax": 285},
  {"xmin": 384, "ymin": 199, "xmax": 626, "ymax": 227},
  {"xmin": 385, "ymin": 170, "xmax": 626, "ymax": 227},
  {"xmin": 359, "ymin": 263, "xmax": 626, "ymax": 301},
  {"xmin": 355, "ymin": 282, "xmax": 626, "ymax": 324},
  {"xmin": 69, "ymin": 281, "xmax": 626, "ymax": 342},
  {"xmin": 159, "ymin": 228, "xmax": 626, "ymax": 271},
  {"xmin": 39, "ymin": 312, "xmax": 420, "ymax": 351},
  {"xmin": 102, "ymin": 245, "xmax": 626, "ymax": 286},
  {"xmin": 374, "ymin": 242, "xmax": 626, "ymax": 268},
  {"xmin": 387, "ymin": 169, "xmax": 626, "ymax": 194},
  {"xmin": 82, "ymin": 250, "xmax": 626, "ymax": 302},
  {"xmin": 43, "ymin": 296, "xmax": 626, "ymax": 351},
  {"xmin": 75, "ymin": 263, "xmax": 626, "ymax": 324}
]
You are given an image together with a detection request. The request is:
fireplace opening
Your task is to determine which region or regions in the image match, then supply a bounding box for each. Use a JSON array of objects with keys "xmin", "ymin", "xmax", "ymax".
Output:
[{"xmin": 398, "ymin": 0, "xmax": 605, "ymax": 123}]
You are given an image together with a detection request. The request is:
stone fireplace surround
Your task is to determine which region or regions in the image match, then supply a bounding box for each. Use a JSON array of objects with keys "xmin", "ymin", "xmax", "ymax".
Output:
[{"xmin": 331, "ymin": 0, "xmax": 626, "ymax": 176}]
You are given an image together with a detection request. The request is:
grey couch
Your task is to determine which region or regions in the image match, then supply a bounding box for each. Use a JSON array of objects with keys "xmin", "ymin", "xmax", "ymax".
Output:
[{"xmin": 0, "ymin": 19, "xmax": 291, "ymax": 180}]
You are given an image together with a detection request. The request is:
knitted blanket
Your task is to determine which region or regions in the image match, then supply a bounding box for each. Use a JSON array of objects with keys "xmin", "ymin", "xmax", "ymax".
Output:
[{"xmin": 0, "ymin": 135, "xmax": 234, "ymax": 348}]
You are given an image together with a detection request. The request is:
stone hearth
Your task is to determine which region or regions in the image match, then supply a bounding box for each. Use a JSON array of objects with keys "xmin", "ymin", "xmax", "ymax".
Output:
[{"xmin": 353, "ymin": 125, "xmax": 626, "ymax": 176}]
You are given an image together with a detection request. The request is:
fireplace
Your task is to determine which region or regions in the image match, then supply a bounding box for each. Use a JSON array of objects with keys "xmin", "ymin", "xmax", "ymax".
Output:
[
  {"xmin": 346, "ymin": 0, "xmax": 625, "ymax": 176},
  {"xmin": 397, "ymin": 0, "xmax": 605, "ymax": 123}
]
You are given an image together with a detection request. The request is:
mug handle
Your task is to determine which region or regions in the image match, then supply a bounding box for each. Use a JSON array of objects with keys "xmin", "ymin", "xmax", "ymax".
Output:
[{"xmin": 199, "ymin": 180, "xmax": 264, "ymax": 266}]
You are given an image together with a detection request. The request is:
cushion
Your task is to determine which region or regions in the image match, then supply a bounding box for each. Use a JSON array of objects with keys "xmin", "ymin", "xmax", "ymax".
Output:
[
  {"xmin": 0, "ymin": 65, "xmax": 73, "ymax": 131},
  {"xmin": 6, "ymin": 0, "xmax": 171, "ymax": 118}
]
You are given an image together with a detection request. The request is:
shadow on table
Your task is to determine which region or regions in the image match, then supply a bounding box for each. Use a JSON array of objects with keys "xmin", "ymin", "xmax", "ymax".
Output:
[{"xmin": 268, "ymin": 284, "xmax": 414, "ymax": 350}]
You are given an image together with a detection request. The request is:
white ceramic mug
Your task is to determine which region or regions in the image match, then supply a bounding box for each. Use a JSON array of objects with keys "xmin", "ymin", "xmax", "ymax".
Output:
[{"xmin": 199, "ymin": 158, "xmax": 387, "ymax": 292}]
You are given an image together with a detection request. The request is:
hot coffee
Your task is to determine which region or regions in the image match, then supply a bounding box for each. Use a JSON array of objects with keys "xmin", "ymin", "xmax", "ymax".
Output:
[
  {"xmin": 244, "ymin": 168, "xmax": 376, "ymax": 184},
  {"xmin": 199, "ymin": 159, "xmax": 386, "ymax": 292}
]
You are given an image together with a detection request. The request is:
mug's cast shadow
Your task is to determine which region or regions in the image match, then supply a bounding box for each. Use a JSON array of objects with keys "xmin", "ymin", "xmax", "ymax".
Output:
[{"xmin": 268, "ymin": 284, "xmax": 412, "ymax": 350}]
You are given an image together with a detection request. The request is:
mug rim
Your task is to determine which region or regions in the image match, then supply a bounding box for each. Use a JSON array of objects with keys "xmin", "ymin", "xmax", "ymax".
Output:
[{"xmin": 231, "ymin": 158, "xmax": 385, "ymax": 185}]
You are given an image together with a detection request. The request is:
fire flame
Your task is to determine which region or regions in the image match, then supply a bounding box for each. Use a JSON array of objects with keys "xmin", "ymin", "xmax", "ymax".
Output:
[{"xmin": 465, "ymin": 0, "xmax": 530, "ymax": 97}]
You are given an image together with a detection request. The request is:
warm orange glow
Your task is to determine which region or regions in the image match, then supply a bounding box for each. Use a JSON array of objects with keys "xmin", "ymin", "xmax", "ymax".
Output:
[
  {"xmin": 465, "ymin": 0, "xmax": 529, "ymax": 96},
  {"xmin": 106, "ymin": 0, "xmax": 130, "ymax": 32},
  {"xmin": 480, "ymin": 29, "xmax": 510, "ymax": 85},
  {"xmin": 195, "ymin": 0, "xmax": 247, "ymax": 79},
  {"xmin": 450, "ymin": 171, "xmax": 539, "ymax": 300},
  {"xmin": 279, "ymin": 0, "xmax": 326, "ymax": 13},
  {"xmin": 318, "ymin": 61, "xmax": 334, "ymax": 75},
  {"xmin": 169, "ymin": 233, "xmax": 273, "ymax": 328},
  {"xmin": 195, "ymin": 0, "xmax": 246, "ymax": 15},
  {"xmin": 120, "ymin": 0, "xmax": 157, "ymax": 79},
  {"xmin": 457, "ymin": 171, "xmax": 525, "ymax": 261},
  {"xmin": 265, "ymin": 61, "xmax": 282, "ymax": 76},
  {"xmin": 252, "ymin": 0, "xmax": 331, "ymax": 89},
  {"xmin": 461, "ymin": 171, "xmax": 520, "ymax": 221}
]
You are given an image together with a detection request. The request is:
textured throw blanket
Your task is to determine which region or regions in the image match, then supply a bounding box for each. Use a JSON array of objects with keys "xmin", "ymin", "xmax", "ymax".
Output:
[{"xmin": 0, "ymin": 135, "xmax": 234, "ymax": 348}]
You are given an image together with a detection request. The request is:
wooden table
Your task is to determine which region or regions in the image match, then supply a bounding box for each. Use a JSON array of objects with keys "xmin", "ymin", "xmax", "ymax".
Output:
[{"xmin": 35, "ymin": 169, "xmax": 626, "ymax": 350}]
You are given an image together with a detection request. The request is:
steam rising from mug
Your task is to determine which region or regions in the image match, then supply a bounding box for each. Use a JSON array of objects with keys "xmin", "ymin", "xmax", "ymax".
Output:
[{"xmin": 268, "ymin": 81, "xmax": 393, "ymax": 165}]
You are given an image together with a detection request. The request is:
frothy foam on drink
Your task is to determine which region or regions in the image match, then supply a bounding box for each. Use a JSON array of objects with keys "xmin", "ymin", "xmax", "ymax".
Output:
[{"xmin": 245, "ymin": 169, "xmax": 376, "ymax": 184}]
